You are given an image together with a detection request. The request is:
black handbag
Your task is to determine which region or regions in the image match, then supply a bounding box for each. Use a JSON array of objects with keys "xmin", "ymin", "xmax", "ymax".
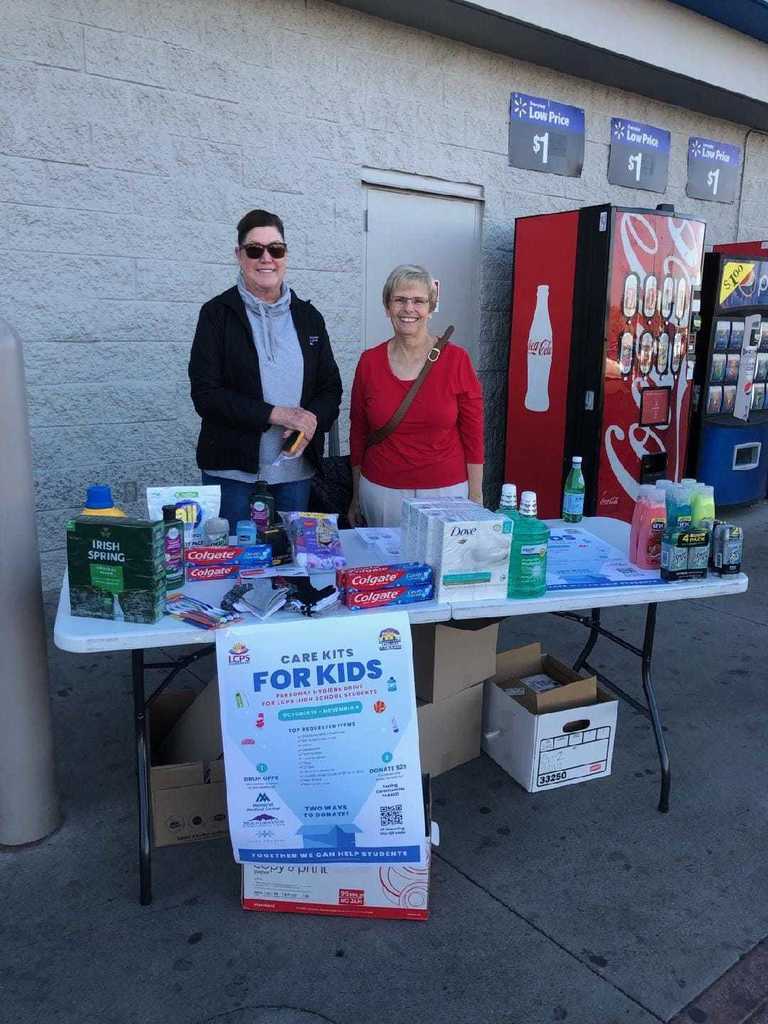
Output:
[{"xmin": 309, "ymin": 453, "xmax": 353, "ymax": 528}]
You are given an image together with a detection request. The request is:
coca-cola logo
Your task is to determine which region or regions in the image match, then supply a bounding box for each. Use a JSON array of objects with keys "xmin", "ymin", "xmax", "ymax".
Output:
[{"xmin": 528, "ymin": 338, "xmax": 553, "ymax": 356}]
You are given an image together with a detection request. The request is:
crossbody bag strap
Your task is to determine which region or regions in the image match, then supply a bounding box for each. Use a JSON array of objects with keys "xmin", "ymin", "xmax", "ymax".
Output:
[{"xmin": 365, "ymin": 326, "xmax": 455, "ymax": 449}]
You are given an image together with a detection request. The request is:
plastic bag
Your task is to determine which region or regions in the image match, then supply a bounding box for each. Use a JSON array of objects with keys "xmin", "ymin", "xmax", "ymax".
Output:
[
  {"xmin": 278, "ymin": 511, "xmax": 347, "ymax": 572},
  {"xmin": 146, "ymin": 485, "xmax": 221, "ymax": 546}
]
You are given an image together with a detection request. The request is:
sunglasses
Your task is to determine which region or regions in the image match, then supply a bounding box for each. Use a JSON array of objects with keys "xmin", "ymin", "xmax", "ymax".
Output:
[{"xmin": 241, "ymin": 242, "xmax": 287, "ymax": 260}]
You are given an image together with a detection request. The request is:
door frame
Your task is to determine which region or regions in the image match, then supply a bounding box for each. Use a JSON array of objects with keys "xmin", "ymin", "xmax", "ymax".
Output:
[{"xmin": 361, "ymin": 168, "xmax": 484, "ymax": 358}]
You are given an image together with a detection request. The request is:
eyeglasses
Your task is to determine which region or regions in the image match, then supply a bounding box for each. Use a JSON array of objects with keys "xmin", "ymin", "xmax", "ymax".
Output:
[
  {"xmin": 241, "ymin": 242, "xmax": 287, "ymax": 260},
  {"xmin": 391, "ymin": 296, "xmax": 429, "ymax": 308}
]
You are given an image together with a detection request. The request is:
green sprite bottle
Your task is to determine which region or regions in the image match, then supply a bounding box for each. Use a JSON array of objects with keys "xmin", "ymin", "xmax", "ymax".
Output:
[{"xmin": 562, "ymin": 456, "xmax": 585, "ymax": 523}]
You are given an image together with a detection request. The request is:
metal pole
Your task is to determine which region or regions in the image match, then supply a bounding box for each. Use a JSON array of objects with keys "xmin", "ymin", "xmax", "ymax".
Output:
[{"xmin": 0, "ymin": 319, "xmax": 61, "ymax": 844}]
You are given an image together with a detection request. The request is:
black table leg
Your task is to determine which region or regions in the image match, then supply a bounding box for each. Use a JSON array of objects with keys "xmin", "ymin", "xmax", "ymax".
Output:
[
  {"xmin": 556, "ymin": 602, "xmax": 670, "ymax": 812},
  {"xmin": 132, "ymin": 648, "xmax": 152, "ymax": 905},
  {"xmin": 573, "ymin": 607, "xmax": 601, "ymax": 673},
  {"xmin": 640, "ymin": 603, "xmax": 670, "ymax": 813}
]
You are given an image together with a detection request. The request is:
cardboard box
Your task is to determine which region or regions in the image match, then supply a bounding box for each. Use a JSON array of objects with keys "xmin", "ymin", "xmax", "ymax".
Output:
[
  {"xmin": 417, "ymin": 683, "xmax": 483, "ymax": 777},
  {"xmin": 150, "ymin": 689, "xmax": 228, "ymax": 847},
  {"xmin": 242, "ymin": 777, "xmax": 437, "ymax": 920},
  {"xmin": 486, "ymin": 643, "xmax": 598, "ymax": 715},
  {"xmin": 411, "ymin": 621, "xmax": 499, "ymax": 703},
  {"xmin": 159, "ymin": 674, "xmax": 223, "ymax": 765},
  {"xmin": 482, "ymin": 644, "xmax": 617, "ymax": 793}
]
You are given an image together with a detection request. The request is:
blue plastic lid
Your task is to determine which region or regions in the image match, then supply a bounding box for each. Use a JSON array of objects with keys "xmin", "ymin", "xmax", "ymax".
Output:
[{"xmin": 84, "ymin": 484, "xmax": 115, "ymax": 509}]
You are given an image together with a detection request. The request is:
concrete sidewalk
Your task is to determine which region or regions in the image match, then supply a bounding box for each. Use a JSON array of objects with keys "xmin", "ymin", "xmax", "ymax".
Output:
[{"xmin": 2, "ymin": 502, "xmax": 767, "ymax": 1024}]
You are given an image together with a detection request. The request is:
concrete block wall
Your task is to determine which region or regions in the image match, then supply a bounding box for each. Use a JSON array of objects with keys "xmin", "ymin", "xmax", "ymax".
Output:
[{"xmin": 1, "ymin": 0, "xmax": 765, "ymax": 588}]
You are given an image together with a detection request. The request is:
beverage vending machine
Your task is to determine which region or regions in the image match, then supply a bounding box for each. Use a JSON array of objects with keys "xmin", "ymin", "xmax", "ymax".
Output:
[
  {"xmin": 504, "ymin": 204, "xmax": 706, "ymax": 522},
  {"xmin": 687, "ymin": 250, "xmax": 768, "ymax": 505}
]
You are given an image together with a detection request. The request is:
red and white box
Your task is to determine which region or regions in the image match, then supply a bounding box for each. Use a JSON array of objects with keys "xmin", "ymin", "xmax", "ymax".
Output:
[
  {"xmin": 343, "ymin": 583, "xmax": 433, "ymax": 610},
  {"xmin": 241, "ymin": 826, "xmax": 438, "ymax": 921},
  {"xmin": 337, "ymin": 562, "xmax": 433, "ymax": 592}
]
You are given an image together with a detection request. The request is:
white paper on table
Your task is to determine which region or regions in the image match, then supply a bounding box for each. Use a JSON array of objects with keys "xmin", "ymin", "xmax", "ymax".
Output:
[
  {"xmin": 354, "ymin": 527, "xmax": 402, "ymax": 560},
  {"xmin": 546, "ymin": 526, "xmax": 660, "ymax": 591}
]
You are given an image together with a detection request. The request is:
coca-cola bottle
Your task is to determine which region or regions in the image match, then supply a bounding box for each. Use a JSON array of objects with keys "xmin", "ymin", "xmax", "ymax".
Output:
[{"xmin": 525, "ymin": 284, "xmax": 553, "ymax": 412}]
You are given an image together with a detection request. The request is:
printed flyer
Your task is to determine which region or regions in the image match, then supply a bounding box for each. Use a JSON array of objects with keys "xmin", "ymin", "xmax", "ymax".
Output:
[{"xmin": 215, "ymin": 612, "xmax": 425, "ymax": 865}]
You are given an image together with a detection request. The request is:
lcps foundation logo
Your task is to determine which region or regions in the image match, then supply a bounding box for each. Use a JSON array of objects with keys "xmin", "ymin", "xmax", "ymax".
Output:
[
  {"xmin": 228, "ymin": 641, "xmax": 250, "ymax": 665},
  {"xmin": 378, "ymin": 627, "xmax": 402, "ymax": 651}
]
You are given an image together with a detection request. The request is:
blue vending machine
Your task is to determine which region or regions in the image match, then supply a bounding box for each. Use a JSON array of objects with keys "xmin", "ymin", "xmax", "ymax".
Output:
[{"xmin": 688, "ymin": 252, "xmax": 768, "ymax": 505}]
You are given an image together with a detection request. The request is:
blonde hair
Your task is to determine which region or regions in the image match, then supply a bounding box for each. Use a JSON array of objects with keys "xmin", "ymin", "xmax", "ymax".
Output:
[{"xmin": 382, "ymin": 264, "xmax": 438, "ymax": 311}]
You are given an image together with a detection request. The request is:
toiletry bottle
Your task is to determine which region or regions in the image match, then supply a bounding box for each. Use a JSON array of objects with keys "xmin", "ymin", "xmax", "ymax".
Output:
[
  {"xmin": 249, "ymin": 481, "xmax": 275, "ymax": 533},
  {"xmin": 634, "ymin": 487, "xmax": 666, "ymax": 569},
  {"xmin": 508, "ymin": 491, "xmax": 549, "ymax": 599},
  {"xmin": 162, "ymin": 505, "xmax": 185, "ymax": 593},
  {"xmin": 80, "ymin": 484, "xmax": 125, "ymax": 517}
]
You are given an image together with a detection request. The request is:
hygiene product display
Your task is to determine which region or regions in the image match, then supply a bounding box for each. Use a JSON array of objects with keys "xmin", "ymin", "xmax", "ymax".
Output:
[
  {"xmin": 146, "ymin": 486, "xmax": 221, "ymax": 546},
  {"xmin": 67, "ymin": 516, "xmax": 166, "ymax": 623}
]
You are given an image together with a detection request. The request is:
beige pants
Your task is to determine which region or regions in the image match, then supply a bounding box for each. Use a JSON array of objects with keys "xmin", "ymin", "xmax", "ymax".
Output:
[{"xmin": 359, "ymin": 475, "xmax": 469, "ymax": 528}]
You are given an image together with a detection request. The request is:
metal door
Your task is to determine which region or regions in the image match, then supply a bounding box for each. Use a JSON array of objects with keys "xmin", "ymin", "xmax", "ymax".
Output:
[{"xmin": 363, "ymin": 186, "xmax": 482, "ymax": 359}]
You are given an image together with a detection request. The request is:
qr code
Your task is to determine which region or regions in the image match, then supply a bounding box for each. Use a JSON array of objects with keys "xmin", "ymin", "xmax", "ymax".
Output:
[{"xmin": 380, "ymin": 804, "xmax": 403, "ymax": 827}]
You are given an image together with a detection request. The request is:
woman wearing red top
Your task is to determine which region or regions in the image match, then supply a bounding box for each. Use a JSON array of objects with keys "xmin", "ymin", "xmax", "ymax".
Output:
[{"xmin": 348, "ymin": 264, "xmax": 484, "ymax": 527}]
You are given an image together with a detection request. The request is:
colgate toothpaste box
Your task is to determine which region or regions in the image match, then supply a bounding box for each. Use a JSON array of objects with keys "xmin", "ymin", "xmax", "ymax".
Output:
[
  {"xmin": 185, "ymin": 544, "xmax": 271, "ymax": 567},
  {"xmin": 336, "ymin": 562, "xmax": 433, "ymax": 592},
  {"xmin": 343, "ymin": 583, "xmax": 434, "ymax": 610},
  {"xmin": 185, "ymin": 563, "xmax": 241, "ymax": 582}
]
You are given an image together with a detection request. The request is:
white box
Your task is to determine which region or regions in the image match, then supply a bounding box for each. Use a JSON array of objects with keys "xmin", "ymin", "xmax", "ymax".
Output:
[
  {"xmin": 434, "ymin": 513, "xmax": 513, "ymax": 603},
  {"xmin": 482, "ymin": 676, "xmax": 617, "ymax": 793},
  {"xmin": 242, "ymin": 827, "xmax": 438, "ymax": 921}
]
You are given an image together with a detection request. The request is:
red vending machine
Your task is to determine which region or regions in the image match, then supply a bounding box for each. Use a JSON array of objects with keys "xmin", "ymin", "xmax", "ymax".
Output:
[{"xmin": 504, "ymin": 204, "xmax": 706, "ymax": 522}]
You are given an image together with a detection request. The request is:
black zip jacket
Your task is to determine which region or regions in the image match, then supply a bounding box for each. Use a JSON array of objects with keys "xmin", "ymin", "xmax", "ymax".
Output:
[{"xmin": 189, "ymin": 286, "xmax": 342, "ymax": 475}]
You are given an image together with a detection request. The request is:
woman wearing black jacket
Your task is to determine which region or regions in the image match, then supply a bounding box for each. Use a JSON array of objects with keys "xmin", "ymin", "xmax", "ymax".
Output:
[{"xmin": 189, "ymin": 209, "xmax": 342, "ymax": 530}]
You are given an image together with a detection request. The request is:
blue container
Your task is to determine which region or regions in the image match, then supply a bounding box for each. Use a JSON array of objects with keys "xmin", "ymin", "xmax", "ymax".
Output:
[{"xmin": 696, "ymin": 420, "xmax": 768, "ymax": 506}]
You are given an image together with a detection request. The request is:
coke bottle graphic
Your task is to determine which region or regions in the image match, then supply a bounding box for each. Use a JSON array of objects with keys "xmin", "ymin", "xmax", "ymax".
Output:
[{"xmin": 525, "ymin": 284, "xmax": 553, "ymax": 412}]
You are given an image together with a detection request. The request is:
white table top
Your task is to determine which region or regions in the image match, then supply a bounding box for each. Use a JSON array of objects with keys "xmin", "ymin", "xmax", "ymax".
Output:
[{"xmin": 53, "ymin": 517, "xmax": 748, "ymax": 654}]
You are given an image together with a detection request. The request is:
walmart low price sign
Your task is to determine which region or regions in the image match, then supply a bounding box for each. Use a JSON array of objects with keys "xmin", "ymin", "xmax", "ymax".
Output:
[
  {"xmin": 686, "ymin": 137, "xmax": 741, "ymax": 204},
  {"xmin": 608, "ymin": 117, "xmax": 670, "ymax": 193},
  {"xmin": 508, "ymin": 92, "xmax": 585, "ymax": 177}
]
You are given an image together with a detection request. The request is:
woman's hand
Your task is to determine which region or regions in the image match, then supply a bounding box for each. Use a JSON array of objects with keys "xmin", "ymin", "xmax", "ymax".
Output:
[
  {"xmin": 269, "ymin": 405, "xmax": 318, "ymax": 442},
  {"xmin": 469, "ymin": 491, "xmax": 484, "ymax": 506},
  {"xmin": 347, "ymin": 496, "xmax": 364, "ymax": 527}
]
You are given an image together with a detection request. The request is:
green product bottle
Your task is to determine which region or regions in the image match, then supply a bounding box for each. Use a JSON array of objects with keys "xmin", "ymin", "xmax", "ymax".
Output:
[
  {"xmin": 508, "ymin": 490, "xmax": 549, "ymax": 599},
  {"xmin": 562, "ymin": 456, "xmax": 585, "ymax": 523},
  {"xmin": 496, "ymin": 482, "xmax": 520, "ymax": 525}
]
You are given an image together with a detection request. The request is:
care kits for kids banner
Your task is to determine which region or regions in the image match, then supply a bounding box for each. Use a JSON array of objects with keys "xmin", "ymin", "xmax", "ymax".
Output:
[{"xmin": 215, "ymin": 612, "xmax": 425, "ymax": 866}]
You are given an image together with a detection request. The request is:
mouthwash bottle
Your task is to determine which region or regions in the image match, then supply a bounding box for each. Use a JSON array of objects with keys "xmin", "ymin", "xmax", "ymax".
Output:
[
  {"xmin": 497, "ymin": 483, "xmax": 520, "ymax": 525},
  {"xmin": 562, "ymin": 456, "xmax": 585, "ymax": 523},
  {"xmin": 508, "ymin": 491, "xmax": 549, "ymax": 599}
]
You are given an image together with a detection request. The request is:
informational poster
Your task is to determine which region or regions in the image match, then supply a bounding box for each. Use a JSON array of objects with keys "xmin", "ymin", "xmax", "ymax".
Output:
[
  {"xmin": 215, "ymin": 613, "xmax": 425, "ymax": 865},
  {"xmin": 508, "ymin": 92, "xmax": 585, "ymax": 177},
  {"xmin": 608, "ymin": 117, "xmax": 670, "ymax": 193},
  {"xmin": 546, "ymin": 527, "xmax": 659, "ymax": 590},
  {"xmin": 686, "ymin": 137, "xmax": 741, "ymax": 204},
  {"xmin": 734, "ymin": 313, "xmax": 761, "ymax": 421}
]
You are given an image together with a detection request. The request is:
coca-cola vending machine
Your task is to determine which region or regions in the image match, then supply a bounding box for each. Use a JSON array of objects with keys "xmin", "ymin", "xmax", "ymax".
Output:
[{"xmin": 504, "ymin": 204, "xmax": 706, "ymax": 522}]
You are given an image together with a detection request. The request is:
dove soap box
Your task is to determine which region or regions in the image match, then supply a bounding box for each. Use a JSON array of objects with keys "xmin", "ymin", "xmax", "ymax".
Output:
[{"xmin": 433, "ymin": 511, "xmax": 513, "ymax": 603}]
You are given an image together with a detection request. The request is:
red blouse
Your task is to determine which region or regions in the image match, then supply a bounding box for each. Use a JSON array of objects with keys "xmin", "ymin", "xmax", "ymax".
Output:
[{"xmin": 349, "ymin": 340, "xmax": 484, "ymax": 489}]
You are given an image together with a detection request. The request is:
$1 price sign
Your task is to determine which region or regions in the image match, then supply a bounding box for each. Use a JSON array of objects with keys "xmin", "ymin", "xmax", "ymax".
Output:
[
  {"xmin": 686, "ymin": 137, "xmax": 741, "ymax": 205},
  {"xmin": 508, "ymin": 92, "xmax": 584, "ymax": 178},
  {"xmin": 608, "ymin": 118, "xmax": 670, "ymax": 193}
]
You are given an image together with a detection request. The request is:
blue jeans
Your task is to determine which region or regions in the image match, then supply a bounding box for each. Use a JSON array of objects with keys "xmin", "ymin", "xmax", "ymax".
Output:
[{"xmin": 201, "ymin": 472, "xmax": 313, "ymax": 534}]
